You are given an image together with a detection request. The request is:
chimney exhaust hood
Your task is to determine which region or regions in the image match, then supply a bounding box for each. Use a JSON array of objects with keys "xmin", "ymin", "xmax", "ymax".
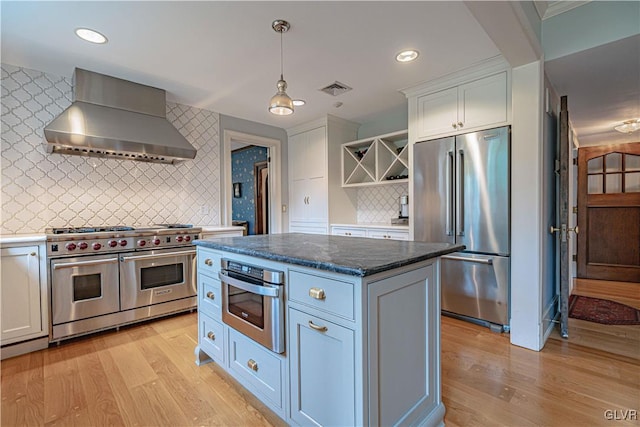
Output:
[{"xmin": 44, "ymin": 68, "xmax": 197, "ymax": 164}]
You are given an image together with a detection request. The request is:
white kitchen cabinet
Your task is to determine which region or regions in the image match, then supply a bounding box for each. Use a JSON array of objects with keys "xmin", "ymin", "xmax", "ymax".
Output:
[
  {"xmin": 288, "ymin": 307, "xmax": 355, "ymax": 427},
  {"xmin": 1, "ymin": 244, "xmax": 48, "ymax": 354},
  {"xmin": 287, "ymin": 115, "xmax": 360, "ymax": 232},
  {"xmin": 331, "ymin": 224, "xmax": 409, "ymax": 241},
  {"xmin": 415, "ymin": 71, "xmax": 508, "ymax": 140}
]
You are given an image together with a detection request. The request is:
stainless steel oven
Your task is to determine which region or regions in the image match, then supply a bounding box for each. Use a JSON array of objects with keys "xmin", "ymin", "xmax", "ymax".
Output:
[
  {"xmin": 119, "ymin": 246, "xmax": 196, "ymax": 310},
  {"xmin": 50, "ymin": 254, "xmax": 120, "ymax": 324},
  {"xmin": 219, "ymin": 259, "xmax": 285, "ymax": 353}
]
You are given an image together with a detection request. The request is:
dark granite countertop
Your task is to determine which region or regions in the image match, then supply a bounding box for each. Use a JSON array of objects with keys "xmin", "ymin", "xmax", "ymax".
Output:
[{"xmin": 195, "ymin": 233, "xmax": 464, "ymax": 277}]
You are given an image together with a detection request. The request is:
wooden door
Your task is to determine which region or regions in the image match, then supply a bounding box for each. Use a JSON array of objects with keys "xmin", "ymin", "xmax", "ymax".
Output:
[
  {"xmin": 254, "ymin": 161, "xmax": 268, "ymax": 235},
  {"xmin": 577, "ymin": 142, "xmax": 640, "ymax": 282}
]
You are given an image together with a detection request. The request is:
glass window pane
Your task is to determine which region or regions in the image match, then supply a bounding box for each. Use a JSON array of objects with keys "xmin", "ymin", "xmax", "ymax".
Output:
[
  {"xmin": 605, "ymin": 173, "xmax": 622, "ymax": 193},
  {"xmin": 605, "ymin": 153, "xmax": 622, "ymax": 172},
  {"xmin": 73, "ymin": 274, "xmax": 102, "ymax": 301},
  {"xmin": 588, "ymin": 156, "xmax": 603, "ymax": 173},
  {"xmin": 141, "ymin": 264, "xmax": 184, "ymax": 289},
  {"xmin": 625, "ymin": 154, "xmax": 640, "ymax": 172},
  {"xmin": 588, "ymin": 175, "xmax": 603, "ymax": 194},
  {"xmin": 625, "ymin": 172, "xmax": 640, "ymax": 192}
]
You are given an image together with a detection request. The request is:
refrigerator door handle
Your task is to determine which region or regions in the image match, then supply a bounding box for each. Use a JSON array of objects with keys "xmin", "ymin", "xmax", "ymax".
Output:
[
  {"xmin": 446, "ymin": 150, "xmax": 454, "ymax": 236},
  {"xmin": 442, "ymin": 254, "xmax": 493, "ymax": 265},
  {"xmin": 456, "ymin": 149, "xmax": 465, "ymax": 236}
]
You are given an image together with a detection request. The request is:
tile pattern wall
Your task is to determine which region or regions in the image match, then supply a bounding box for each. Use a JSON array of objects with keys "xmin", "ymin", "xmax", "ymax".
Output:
[
  {"xmin": 231, "ymin": 146, "xmax": 268, "ymax": 235},
  {"xmin": 1, "ymin": 64, "xmax": 220, "ymax": 234},
  {"xmin": 356, "ymin": 182, "xmax": 408, "ymax": 223}
]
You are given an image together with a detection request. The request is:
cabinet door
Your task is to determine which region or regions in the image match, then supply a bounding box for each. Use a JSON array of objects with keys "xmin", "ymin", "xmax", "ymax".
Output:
[
  {"xmin": 458, "ymin": 72, "xmax": 507, "ymax": 131},
  {"xmin": 305, "ymin": 176, "xmax": 328, "ymax": 223},
  {"xmin": 289, "ymin": 132, "xmax": 307, "ymax": 181},
  {"xmin": 416, "ymin": 86, "xmax": 458, "ymax": 140},
  {"xmin": 305, "ymin": 126, "xmax": 327, "ymax": 180},
  {"xmin": 289, "ymin": 308, "xmax": 355, "ymax": 427},
  {"xmin": 1, "ymin": 246, "xmax": 43, "ymax": 343},
  {"xmin": 366, "ymin": 229, "xmax": 409, "ymax": 241},
  {"xmin": 289, "ymin": 179, "xmax": 308, "ymax": 223}
]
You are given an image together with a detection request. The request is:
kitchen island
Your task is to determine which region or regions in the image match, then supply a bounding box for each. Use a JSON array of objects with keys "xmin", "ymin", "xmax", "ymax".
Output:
[{"xmin": 194, "ymin": 233, "xmax": 463, "ymax": 427}]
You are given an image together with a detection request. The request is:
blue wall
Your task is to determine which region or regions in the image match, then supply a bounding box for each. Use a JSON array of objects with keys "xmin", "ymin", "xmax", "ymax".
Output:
[{"xmin": 231, "ymin": 146, "xmax": 268, "ymax": 235}]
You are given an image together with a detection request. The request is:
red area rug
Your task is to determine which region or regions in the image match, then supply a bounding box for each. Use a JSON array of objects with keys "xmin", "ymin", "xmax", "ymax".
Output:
[{"xmin": 569, "ymin": 295, "xmax": 640, "ymax": 325}]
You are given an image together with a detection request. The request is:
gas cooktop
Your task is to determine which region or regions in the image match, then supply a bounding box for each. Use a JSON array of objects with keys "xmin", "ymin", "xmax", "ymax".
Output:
[{"xmin": 46, "ymin": 224, "xmax": 194, "ymax": 235}]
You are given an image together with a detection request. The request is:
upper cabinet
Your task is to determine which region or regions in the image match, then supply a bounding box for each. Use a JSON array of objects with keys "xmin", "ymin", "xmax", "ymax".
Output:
[
  {"xmin": 416, "ymin": 72, "xmax": 508, "ymax": 140},
  {"xmin": 404, "ymin": 57, "xmax": 511, "ymax": 142},
  {"xmin": 287, "ymin": 115, "xmax": 360, "ymax": 234},
  {"xmin": 342, "ymin": 130, "xmax": 408, "ymax": 187}
]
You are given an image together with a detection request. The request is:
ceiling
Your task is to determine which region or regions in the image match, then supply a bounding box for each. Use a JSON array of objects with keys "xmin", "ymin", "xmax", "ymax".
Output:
[
  {"xmin": 1, "ymin": 2, "xmax": 637, "ymax": 145},
  {"xmin": 1, "ymin": 1, "xmax": 500, "ymax": 129}
]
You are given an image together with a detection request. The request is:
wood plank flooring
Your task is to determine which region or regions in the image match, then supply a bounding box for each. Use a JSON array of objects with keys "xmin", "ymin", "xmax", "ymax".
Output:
[{"xmin": 2, "ymin": 313, "xmax": 639, "ymax": 426}]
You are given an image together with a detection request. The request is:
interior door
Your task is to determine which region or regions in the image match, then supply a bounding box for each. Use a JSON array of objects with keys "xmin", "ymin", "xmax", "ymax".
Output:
[
  {"xmin": 577, "ymin": 143, "xmax": 640, "ymax": 282},
  {"xmin": 552, "ymin": 96, "xmax": 572, "ymax": 337}
]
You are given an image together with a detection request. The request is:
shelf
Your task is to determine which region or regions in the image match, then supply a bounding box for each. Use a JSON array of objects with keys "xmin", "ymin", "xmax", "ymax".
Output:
[{"xmin": 341, "ymin": 130, "xmax": 408, "ymax": 187}]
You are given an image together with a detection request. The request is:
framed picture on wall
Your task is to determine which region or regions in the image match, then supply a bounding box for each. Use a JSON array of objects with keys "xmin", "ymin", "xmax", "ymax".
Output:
[{"xmin": 233, "ymin": 182, "xmax": 242, "ymax": 198}]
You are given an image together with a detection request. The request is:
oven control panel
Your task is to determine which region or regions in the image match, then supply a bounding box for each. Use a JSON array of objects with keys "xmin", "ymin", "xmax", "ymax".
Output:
[
  {"xmin": 135, "ymin": 233, "xmax": 199, "ymax": 249},
  {"xmin": 48, "ymin": 237, "xmax": 135, "ymax": 257}
]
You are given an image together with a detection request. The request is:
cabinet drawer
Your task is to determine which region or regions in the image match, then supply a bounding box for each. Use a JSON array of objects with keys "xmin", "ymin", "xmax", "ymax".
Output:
[
  {"xmin": 228, "ymin": 328, "xmax": 282, "ymax": 408},
  {"xmin": 331, "ymin": 227, "xmax": 366, "ymax": 237},
  {"xmin": 199, "ymin": 274, "xmax": 221, "ymax": 319},
  {"xmin": 199, "ymin": 312, "xmax": 224, "ymax": 365},
  {"xmin": 197, "ymin": 248, "xmax": 221, "ymax": 277},
  {"xmin": 289, "ymin": 270, "xmax": 354, "ymax": 320},
  {"xmin": 366, "ymin": 229, "xmax": 409, "ymax": 241},
  {"xmin": 289, "ymin": 224, "xmax": 328, "ymax": 235}
]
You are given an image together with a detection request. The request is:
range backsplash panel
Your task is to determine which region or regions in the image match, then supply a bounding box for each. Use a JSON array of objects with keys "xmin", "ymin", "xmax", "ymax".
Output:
[
  {"xmin": 356, "ymin": 183, "xmax": 408, "ymax": 223},
  {"xmin": 1, "ymin": 64, "xmax": 220, "ymax": 234}
]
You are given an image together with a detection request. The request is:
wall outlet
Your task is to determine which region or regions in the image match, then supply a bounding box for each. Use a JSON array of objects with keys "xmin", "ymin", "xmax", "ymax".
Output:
[
  {"xmin": 282, "ymin": 204, "xmax": 287, "ymax": 213},
  {"xmin": 199, "ymin": 204, "xmax": 209, "ymax": 215}
]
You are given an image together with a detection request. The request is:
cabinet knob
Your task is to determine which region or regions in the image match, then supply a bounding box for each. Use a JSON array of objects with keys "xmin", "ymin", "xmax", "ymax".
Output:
[
  {"xmin": 308, "ymin": 320, "xmax": 328, "ymax": 332},
  {"xmin": 309, "ymin": 287, "xmax": 326, "ymax": 300},
  {"xmin": 452, "ymin": 123, "xmax": 457, "ymax": 129},
  {"xmin": 247, "ymin": 359, "xmax": 258, "ymax": 372},
  {"xmin": 206, "ymin": 291, "xmax": 215, "ymax": 300},
  {"xmin": 346, "ymin": 232, "xmax": 351, "ymax": 236},
  {"xmin": 30, "ymin": 252, "xmax": 37, "ymax": 256},
  {"xmin": 207, "ymin": 331, "xmax": 215, "ymax": 340},
  {"xmin": 204, "ymin": 258, "xmax": 213, "ymax": 266},
  {"xmin": 458, "ymin": 121, "xmax": 464, "ymax": 128}
]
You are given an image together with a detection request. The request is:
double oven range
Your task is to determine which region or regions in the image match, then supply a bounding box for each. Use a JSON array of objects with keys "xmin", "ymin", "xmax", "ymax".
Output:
[{"xmin": 46, "ymin": 224, "xmax": 201, "ymax": 341}]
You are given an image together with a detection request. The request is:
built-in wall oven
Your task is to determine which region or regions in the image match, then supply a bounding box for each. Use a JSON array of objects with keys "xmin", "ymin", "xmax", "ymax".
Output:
[
  {"xmin": 218, "ymin": 259, "xmax": 285, "ymax": 353},
  {"xmin": 46, "ymin": 225, "xmax": 200, "ymax": 341}
]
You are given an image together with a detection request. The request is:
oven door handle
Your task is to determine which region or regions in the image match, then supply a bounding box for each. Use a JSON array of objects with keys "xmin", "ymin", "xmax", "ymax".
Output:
[
  {"xmin": 53, "ymin": 258, "xmax": 119, "ymax": 269},
  {"xmin": 218, "ymin": 272, "xmax": 279, "ymax": 297},
  {"xmin": 120, "ymin": 250, "xmax": 196, "ymax": 262}
]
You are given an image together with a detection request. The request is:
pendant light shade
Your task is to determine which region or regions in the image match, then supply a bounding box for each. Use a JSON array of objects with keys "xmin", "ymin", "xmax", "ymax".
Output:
[{"xmin": 269, "ymin": 19, "xmax": 294, "ymax": 116}]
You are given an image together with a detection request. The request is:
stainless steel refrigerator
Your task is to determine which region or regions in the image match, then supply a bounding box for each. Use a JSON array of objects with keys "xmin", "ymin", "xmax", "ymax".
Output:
[{"xmin": 414, "ymin": 126, "xmax": 510, "ymax": 330}]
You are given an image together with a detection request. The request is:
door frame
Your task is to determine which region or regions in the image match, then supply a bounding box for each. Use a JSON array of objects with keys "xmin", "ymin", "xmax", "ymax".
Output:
[
  {"xmin": 222, "ymin": 130, "xmax": 282, "ymax": 233},
  {"xmin": 254, "ymin": 160, "xmax": 269, "ymax": 235}
]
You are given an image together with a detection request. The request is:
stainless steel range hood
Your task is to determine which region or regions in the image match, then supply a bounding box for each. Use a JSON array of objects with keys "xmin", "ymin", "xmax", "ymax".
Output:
[{"xmin": 44, "ymin": 68, "xmax": 197, "ymax": 164}]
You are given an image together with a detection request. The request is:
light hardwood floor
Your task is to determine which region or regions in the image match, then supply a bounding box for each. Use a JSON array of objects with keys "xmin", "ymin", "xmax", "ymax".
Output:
[{"xmin": 2, "ymin": 313, "xmax": 639, "ymax": 426}]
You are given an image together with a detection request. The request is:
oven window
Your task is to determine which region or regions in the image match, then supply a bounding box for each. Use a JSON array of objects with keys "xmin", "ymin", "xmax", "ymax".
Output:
[
  {"xmin": 73, "ymin": 274, "xmax": 102, "ymax": 301},
  {"xmin": 228, "ymin": 284, "xmax": 264, "ymax": 329},
  {"xmin": 140, "ymin": 263, "xmax": 184, "ymax": 289}
]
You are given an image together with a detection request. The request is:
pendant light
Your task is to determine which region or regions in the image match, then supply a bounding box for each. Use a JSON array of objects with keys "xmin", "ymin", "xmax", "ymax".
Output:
[{"xmin": 269, "ymin": 20, "xmax": 294, "ymax": 116}]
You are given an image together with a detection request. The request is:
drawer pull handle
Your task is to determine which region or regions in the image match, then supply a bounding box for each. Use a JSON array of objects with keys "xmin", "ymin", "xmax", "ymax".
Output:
[
  {"xmin": 309, "ymin": 287, "xmax": 325, "ymax": 300},
  {"xmin": 247, "ymin": 359, "xmax": 258, "ymax": 372},
  {"xmin": 308, "ymin": 321, "xmax": 328, "ymax": 332},
  {"xmin": 207, "ymin": 331, "xmax": 215, "ymax": 340},
  {"xmin": 204, "ymin": 258, "xmax": 213, "ymax": 266},
  {"xmin": 206, "ymin": 291, "xmax": 215, "ymax": 300}
]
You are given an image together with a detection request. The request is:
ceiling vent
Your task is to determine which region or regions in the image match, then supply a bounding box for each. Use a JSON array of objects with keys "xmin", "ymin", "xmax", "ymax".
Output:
[{"xmin": 319, "ymin": 81, "xmax": 352, "ymax": 96}]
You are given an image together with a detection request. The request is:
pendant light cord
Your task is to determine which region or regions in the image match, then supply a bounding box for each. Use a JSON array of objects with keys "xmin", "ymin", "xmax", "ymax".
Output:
[{"xmin": 280, "ymin": 30, "xmax": 284, "ymax": 80}]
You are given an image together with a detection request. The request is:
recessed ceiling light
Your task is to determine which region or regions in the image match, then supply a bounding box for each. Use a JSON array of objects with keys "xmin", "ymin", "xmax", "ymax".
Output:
[
  {"xmin": 614, "ymin": 119, "xmax": 640, "ymax": 134},
  {"xmin": 396, "ymin": 49, "xmax": 419, "ymax": 63},
  {"xmin": 75, "ymin": 28, "xmax": 108, "ymax": 44},
  {"xmin": 292, "ymin": 99, "xmax": 306, "ymax": 106}
]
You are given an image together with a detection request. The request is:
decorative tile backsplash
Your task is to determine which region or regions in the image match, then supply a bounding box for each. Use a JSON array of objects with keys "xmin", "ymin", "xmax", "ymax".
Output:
[
  {"xmin": 1, "ymin": 64, "xmax": 220, "ymax": 234},
  {"xmin": 356, "ymin": 183, "xmax": 408, "ymax": 223}
]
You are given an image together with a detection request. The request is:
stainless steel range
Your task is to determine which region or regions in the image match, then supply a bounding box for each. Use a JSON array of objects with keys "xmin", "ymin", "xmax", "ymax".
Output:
[{"xmin": 46, "ymin": 224, "xmax": 201, "ymax": 341}]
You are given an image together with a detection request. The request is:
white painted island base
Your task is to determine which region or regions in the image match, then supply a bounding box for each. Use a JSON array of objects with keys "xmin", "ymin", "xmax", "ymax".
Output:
[{"xmin": 195, "ymin": 246, "xmax": 445, "ymax": 427}]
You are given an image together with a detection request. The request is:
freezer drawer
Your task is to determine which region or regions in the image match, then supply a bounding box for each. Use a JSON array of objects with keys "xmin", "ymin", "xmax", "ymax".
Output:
[{"xmin": 441, "ymin": 252, "xmax": 509, "ymax": 326}]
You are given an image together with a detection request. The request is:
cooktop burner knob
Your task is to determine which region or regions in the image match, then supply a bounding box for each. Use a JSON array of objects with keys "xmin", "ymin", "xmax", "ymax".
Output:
[
  {"xmin": 184, "ymin": 235, "xmax": 192, "ymax": 242},
  {"xmin": 108, "ymin": 240, "xmax": 118, "ymax": 248},
  {"xmin": 138, "ymin": 240, "xmax": 146, "ymax": 247},
  {"xmin": 176, "ymin": 236, "xmax": 184, "ymax": 242},
  {"xmin": 78, "ymin": 242, "xmax": 88, "ymax": 250},
  {"xmin": 153, "ymin": 238, "xmax": 161, "ymax": 245},
  {"xmin": 92, "ymin": 243, "xmax": 102, "ymax": 250},
  {"xmin": 65, "ymin": 243, "xmax": 77, "ymax": 251},
  {"xmin": 119, "ymin": 239, "xmax": 128, "ymax": 247}
]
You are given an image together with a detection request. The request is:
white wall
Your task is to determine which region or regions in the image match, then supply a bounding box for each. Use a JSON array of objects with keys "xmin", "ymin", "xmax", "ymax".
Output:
[{"xmin": 510, "ymin": 60, "xmax": 545, "ymax": 350}]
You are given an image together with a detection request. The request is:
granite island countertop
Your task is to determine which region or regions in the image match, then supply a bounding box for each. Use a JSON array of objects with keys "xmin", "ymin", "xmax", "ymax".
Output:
[{"xmin": 195, "ymin": 233, "xmax": 464, "ymax": 277}]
